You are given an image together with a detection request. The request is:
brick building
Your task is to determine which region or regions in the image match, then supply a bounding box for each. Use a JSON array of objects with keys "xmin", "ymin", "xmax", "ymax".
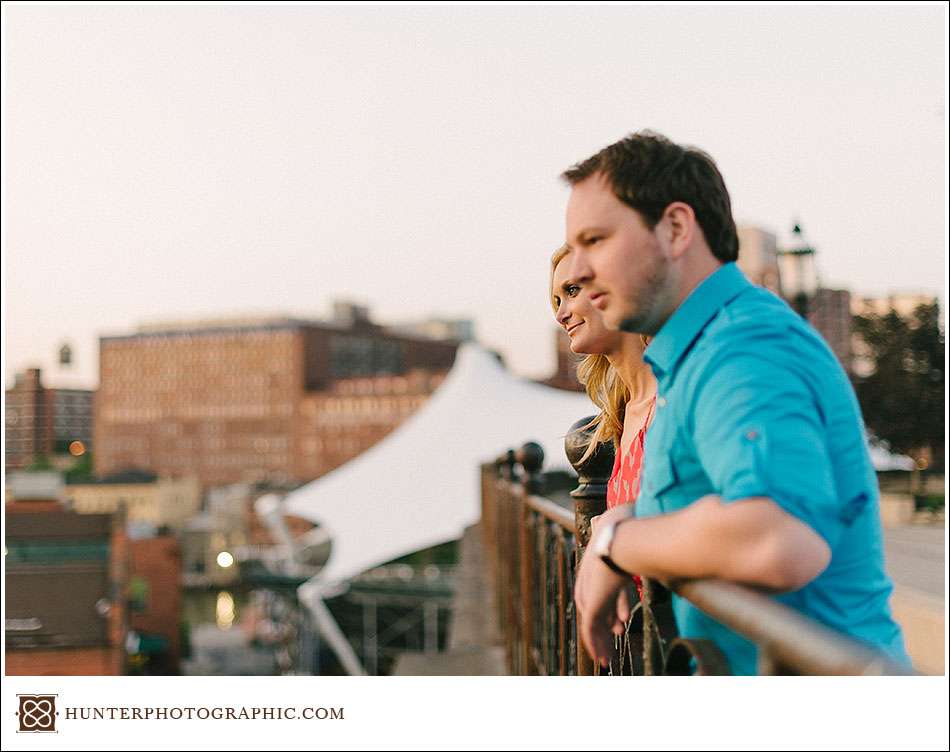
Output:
[
  {"xmin": 297, "ymin": 369, "xmax": 447, "ymax": 475},
  {"xmin": 95, "ymin": 309, "xmax": 458, "ymax": 487},
  {"xmin": 806, "ymin": 288, "xmax": 853, "ymax": 374},
  {"xmin": 5, "ymin": 368, "xmax": 95, "ymax": 469},
  {"xmin": 128, "ymin": 534, "xmax": 182, "ymax": 674}
]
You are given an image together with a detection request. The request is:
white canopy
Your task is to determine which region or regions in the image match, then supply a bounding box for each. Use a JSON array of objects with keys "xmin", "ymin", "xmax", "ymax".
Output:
[{"xmin": 283, "ymin": 343, "xmax": 595, "ymax": 589}]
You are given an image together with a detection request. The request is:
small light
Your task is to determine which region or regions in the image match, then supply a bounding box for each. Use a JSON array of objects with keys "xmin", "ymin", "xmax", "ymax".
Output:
[
  {"xmin": 216, "ymin": 591, "xmax": 235, "ymax": 630},
  {"xmin": 69, "ymin": 440, "xmax": 86, "ymax": 457},
  {"xmin": 217, "ymin": 551, "xmax": 234, "ymax": 568}
]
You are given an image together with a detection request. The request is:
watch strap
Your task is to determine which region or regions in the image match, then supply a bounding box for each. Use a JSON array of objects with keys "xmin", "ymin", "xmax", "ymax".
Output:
[
  {"xmin": 596, "ymin": 516, "xmax": 635, "ymax": 578},
  {"xmin": 600, "ymin": 552, "xmax": 633, "ymax": 578}
]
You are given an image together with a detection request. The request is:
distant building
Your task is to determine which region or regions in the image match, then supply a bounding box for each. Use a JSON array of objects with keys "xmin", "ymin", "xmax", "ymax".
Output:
[
  {"xmin": 179, "ymin": 481, "xmax": 316, "ymax": 588},
  {"xmin": 297, "ymin": 369, "xmax": 448, "ymax": 476},
  {"xmin": 180, "ymin": 483, "xmax": 255, "ymax": 588},
  {"xmin": 391, "ymin": 317, "xmax": 476, "ymax": 343},
  {"xmin": 5, "ymin": 368, "xmax": 94, "ymax": 469},
  {"xmin": 807, "ymin": 288, "xmax": 854, "ymax": 374},
  {"xmin": 737, "ymin": 226, "xmax": 782, "ymax": 295},
  {"xmin": 5, "ymin": 475, "xmax": 128, "ymax": 676},
  {"xmin": 66, "ymin": 471, "xmax": 202, "ymax": 532},
  {"xmin": 95, "ymin": 306, "xmax": 458, "ymax": 487},
  {"xmin": 851, "ymin": 293, "xmax": 939, "ymax": 319},
  {"xmin": 180, "ymin": 512, "xmax": 241, "ymax": 589},
  {"xmin": 544, "ymin": 328, "xmax": 585, "ymax": 392}
]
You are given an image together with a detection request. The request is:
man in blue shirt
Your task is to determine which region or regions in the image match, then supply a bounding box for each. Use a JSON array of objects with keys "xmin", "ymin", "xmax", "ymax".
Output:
[{"xmin": 562, "ymin": 130, "xmax": 908, "ymax": 674}]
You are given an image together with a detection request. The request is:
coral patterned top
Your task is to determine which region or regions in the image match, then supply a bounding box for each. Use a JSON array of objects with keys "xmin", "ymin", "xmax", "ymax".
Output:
[
  {"xmin": 605, "ymin": 396, "xmax": 656, "ymax": 598},
  {"xmin": 607, "ymin": 397, "xmax": 657, "ymax": 510}
]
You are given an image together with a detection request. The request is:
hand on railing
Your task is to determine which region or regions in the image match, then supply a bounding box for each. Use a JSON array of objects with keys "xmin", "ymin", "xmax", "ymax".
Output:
[
  {"xmin": 588, "ymin": 511, "xmax": 637, "ymax": 639},
  {"xmin": 574, "ymin": 532, "xmax": 637, "ymax": 669}
]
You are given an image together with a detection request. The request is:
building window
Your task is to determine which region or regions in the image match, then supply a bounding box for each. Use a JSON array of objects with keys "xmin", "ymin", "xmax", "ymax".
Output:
[{"xmin": 330, "ymin": 336, "xmax": 404, "ymax": 377}]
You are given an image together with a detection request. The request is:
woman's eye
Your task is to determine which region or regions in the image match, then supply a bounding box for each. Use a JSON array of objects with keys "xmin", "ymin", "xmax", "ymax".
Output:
[{"xmin": 567, "ymin": 285, "xmax": 580, "ymax": 297}]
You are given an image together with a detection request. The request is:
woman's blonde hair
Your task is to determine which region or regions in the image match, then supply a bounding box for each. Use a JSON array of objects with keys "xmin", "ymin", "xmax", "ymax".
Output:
[{"xmin": 550, "ymin": 245, "xmax": 631, "ymax": 464}]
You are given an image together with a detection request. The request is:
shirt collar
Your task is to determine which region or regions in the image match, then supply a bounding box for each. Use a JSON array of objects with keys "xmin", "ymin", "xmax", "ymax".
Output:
[{"xmin": 644, "ymin": 262, "xmax": 752, "ymax": 380}]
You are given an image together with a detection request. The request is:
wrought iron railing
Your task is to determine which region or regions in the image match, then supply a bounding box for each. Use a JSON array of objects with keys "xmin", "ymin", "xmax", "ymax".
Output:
[{"xmin": 481, "ymin": 418, "xmax": 914, "ymax": 676}]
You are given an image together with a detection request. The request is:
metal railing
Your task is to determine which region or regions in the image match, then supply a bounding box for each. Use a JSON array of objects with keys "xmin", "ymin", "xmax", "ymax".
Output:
[{"xmin": 481, "ymin": 418, "xmax": 914, "ymax": 676}]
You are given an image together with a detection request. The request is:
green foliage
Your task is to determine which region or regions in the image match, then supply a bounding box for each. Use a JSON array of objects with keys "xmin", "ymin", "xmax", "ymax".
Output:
[
  {"xmin": 852, "ymin": 302, "xmax": 944, "ymax": 465},
  {"xmin": 25, "ymin": 455, "xmax": 54, "ymax": 471},
  {"xmin": 64, "ymin": 452, "xmax": 95, "ymax": 483},
  {"xmin": 914, "ymin": 493, "xmax": 945, "ymax": 514},
  {"xmin": 129, "ymin": 576, "xmax": 151, "ymax": 613}
]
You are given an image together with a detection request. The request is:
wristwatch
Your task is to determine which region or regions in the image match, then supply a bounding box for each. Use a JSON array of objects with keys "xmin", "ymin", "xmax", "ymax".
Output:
[{"xmin": 590, "ymin": 514, "xmax": 635, "ymax": 578}]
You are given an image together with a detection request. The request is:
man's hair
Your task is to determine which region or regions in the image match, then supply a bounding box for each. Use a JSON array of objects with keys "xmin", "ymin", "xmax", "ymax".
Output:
[{"xmin": 561, "ymin": 130, "xmax": 739, "ymax": 263}]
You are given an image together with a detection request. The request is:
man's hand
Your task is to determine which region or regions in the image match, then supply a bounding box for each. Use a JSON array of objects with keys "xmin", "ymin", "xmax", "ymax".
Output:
[{"xmin": 574, "ymin": 510, "xmax": 636, "ymax": 667}]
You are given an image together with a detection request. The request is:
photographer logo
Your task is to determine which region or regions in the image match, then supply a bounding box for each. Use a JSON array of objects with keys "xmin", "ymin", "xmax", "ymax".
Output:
[{"xmin": 16, "ymin": 695, "xmax": 57, "ymax": 733}]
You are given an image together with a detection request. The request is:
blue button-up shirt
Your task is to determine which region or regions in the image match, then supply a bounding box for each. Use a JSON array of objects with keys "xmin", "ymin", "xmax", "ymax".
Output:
[{"xmin": 638, "ymin": 262, "xmax": 909, "ymax": 675}]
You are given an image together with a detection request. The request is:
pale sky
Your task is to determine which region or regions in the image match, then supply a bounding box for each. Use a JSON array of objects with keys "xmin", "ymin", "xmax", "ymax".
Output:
[{"xmin": 3, "ymin": 4, "xmax": 947, "ymax": 389}]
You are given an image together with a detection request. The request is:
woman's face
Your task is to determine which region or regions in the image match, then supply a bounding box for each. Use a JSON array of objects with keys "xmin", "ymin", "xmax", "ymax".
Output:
[{"xmin": 552, "ymin": 256, "xmax": 623, "ymax": 356}]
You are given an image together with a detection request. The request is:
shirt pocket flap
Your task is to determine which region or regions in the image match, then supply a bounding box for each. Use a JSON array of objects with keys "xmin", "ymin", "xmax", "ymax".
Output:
[{"xmin": 645, "ymin": 451, "xmax": 678, "ymax": 498}]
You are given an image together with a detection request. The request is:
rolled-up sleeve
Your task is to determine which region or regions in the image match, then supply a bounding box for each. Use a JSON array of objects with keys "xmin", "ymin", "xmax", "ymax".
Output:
[{"xmin": 689, "ymin": 343, "xmax": 845, "ymax": 549}]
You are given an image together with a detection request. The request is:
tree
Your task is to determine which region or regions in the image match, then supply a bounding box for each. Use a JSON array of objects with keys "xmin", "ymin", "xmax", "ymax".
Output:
[{"xmin": 852, "ymin": 302, "xmax": 945, "ymax": 470}]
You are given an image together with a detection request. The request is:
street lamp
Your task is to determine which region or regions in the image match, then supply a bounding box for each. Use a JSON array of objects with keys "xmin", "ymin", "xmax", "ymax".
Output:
[{"xmin": 777, "ymin": 222, "xmax": 819, "ymax": 318}]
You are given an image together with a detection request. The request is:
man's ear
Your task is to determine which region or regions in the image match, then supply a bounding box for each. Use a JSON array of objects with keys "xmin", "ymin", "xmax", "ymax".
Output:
[{"xmin": 662, "ymin": 202, "xmax": 696, "ymax": 260}]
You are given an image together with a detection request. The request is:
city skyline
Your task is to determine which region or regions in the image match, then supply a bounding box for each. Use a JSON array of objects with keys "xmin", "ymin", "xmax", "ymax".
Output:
[{"xmin": 4, "ymin": 5, "xmax": 947, "ymax": 389}]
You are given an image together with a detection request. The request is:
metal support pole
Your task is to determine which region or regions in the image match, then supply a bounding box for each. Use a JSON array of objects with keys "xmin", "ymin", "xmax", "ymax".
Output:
[
  {"xmin": 297, "ymin": 578, "xmax": 367, "ymax": 676},
  {"xmin": 363, "ymin": 597, "xmax": 378, "ymax": 676},
  {"xmin": 423, "ymin": 600, "xmax": 439, "ymax": 653}
]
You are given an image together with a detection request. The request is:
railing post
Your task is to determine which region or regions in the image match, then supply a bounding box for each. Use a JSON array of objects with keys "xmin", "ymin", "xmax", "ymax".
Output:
[
  {"xmin": 492, "ymin": 451, "xmax": 515, "ymax": 673},
  {"xmin": 517, "ymin": 442, "xmax": 545, "ymax": 496},
  {"xmin": 516, "ymin": 442, "xmax": 544, "ymax": 675},
  {"xmin": 564, "ymin": 416, "xmax": 614, "ymax": 676}
]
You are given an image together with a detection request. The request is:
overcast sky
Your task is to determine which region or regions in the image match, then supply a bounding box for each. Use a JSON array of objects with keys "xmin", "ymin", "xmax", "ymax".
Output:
[{"xmin": 3, "ymin": 4, "xmax": 947, "ymax": 389}]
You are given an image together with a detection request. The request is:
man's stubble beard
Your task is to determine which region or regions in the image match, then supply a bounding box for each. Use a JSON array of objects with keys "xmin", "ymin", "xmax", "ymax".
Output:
[{"xmin": 617, "ymin": 253, "xmax": 673, "ymax": 337}]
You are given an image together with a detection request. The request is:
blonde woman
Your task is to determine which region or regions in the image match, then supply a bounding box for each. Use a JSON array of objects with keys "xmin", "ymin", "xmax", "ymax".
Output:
[{"xmin": 551, "ymin": 245, "xmax": 657, "ymax": 510}]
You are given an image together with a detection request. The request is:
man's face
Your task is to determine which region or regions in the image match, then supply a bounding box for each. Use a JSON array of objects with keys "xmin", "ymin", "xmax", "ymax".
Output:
[{"xmin": 563, "ymin": 173, "xmax": 674, "ymax": 335}]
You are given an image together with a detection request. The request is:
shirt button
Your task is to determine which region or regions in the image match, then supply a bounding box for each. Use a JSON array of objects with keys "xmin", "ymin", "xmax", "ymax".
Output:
[
  {"xmin": 657, "ymin": 396, "xmax": 667, "ymax": 408},
  {"xmin": 746, "ymin": 430, "xmax": 759, "ymax": 440}
]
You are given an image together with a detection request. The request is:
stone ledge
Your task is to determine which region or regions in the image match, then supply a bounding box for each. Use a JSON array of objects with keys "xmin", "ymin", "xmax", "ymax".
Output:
[
  {"xmin": 392, "ymin": 646, "xmax": 506, "ymax": 676},
  {"xmin": 891, "ymin": 587, "xmax": 945, "ymax": 676}
]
